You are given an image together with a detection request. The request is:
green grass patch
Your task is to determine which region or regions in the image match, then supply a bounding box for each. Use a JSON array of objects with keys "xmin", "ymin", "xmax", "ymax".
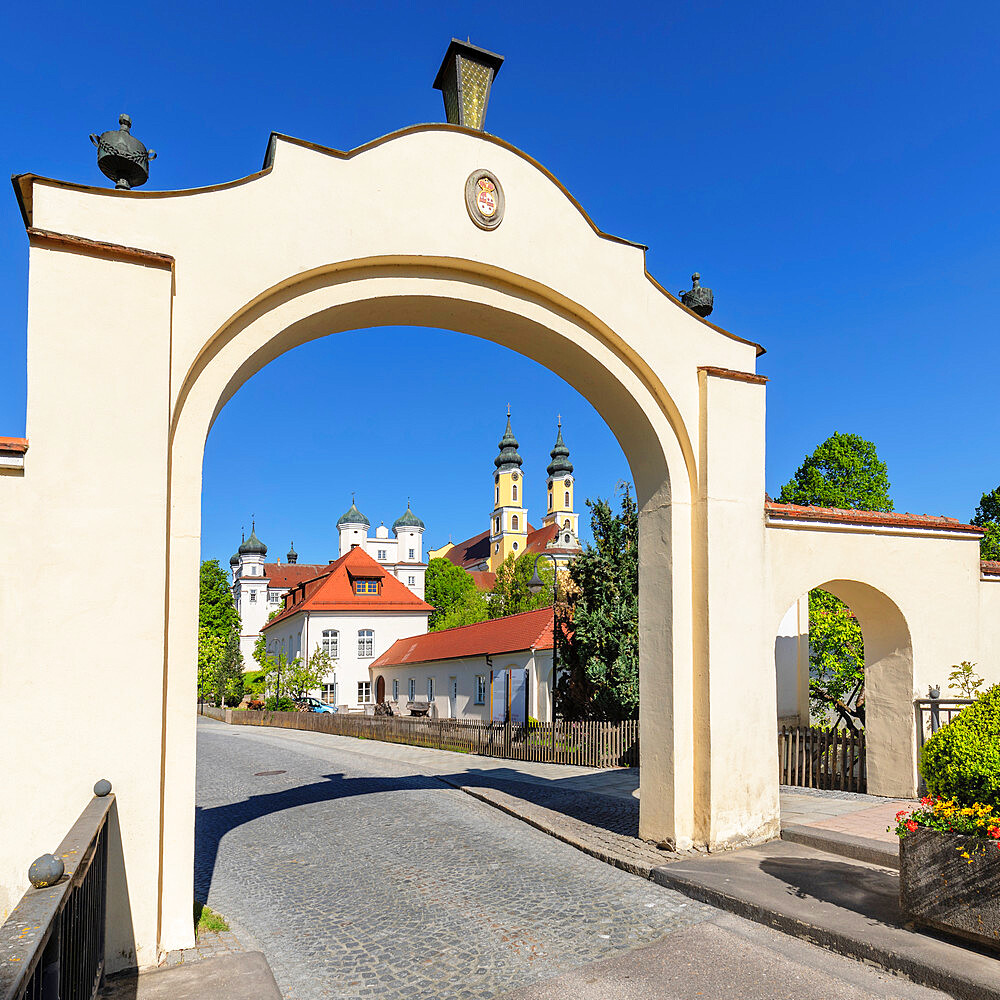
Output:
[{"xmin": 194, "ymin": 900, "xmax": 229, "ymax": 936}]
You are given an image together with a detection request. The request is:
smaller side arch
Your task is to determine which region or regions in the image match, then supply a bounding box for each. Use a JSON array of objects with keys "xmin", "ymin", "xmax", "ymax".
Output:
[{"xmin": 777, "ymin": 579, "xmax": 916, "ymax": 798}]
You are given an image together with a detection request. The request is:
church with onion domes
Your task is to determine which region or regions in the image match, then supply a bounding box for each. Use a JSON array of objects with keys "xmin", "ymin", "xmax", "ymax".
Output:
[{"xmin": 430, "ymin": 412, "xmax": 582, "ymax": 582}]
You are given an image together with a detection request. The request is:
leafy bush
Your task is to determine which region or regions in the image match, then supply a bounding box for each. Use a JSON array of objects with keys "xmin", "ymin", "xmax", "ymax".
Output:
[
  {"xmin": 264, "ymin": 695, "xmax": 297, "ymax": 712},
  {"xmin": 920, "ymin": 685, "xmax": 1000, "ymax": 805}
]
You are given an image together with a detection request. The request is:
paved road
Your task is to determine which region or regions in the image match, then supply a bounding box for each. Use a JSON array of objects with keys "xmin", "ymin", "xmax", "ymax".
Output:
[{"xmin": 195, "ymin": 719, "xmax": 948, "ymax": 1000}]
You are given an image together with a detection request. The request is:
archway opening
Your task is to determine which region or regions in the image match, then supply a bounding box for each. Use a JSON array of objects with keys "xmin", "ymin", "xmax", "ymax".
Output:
[{"xmin": 774, "ymin": 580, "xmax": 914, "ymax": 797}]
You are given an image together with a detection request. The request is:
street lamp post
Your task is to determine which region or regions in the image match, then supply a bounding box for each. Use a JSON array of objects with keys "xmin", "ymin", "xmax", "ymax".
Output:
[{"xmin": 528, "ymin": 554, "xmax": 560, "ymax": 741}]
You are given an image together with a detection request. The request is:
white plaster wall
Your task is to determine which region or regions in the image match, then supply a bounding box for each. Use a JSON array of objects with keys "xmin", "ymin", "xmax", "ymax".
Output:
[
  {"xmin": 339, "ymin": 524, "xmax": 369, "ymax": 556},
  {"xmin": 774, "ymin": 595, "xmax": 809, "ymax": 724},
  {"xmin": 373, "ymin": 650, "xmax": 552, "ymax": 721},
  {"xmin": 266, "ymin": 610, "xmax": 428, "ymax": 707}
]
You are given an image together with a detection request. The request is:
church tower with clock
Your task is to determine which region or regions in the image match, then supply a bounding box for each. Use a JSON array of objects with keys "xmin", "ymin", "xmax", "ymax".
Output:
[{"xmin": 489, "ymin": 410, "xmax": 529, "ymax": 572}]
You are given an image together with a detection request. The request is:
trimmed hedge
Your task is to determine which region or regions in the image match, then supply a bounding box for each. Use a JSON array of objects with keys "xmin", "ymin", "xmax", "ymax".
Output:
[{"xmin": 920, "ymin": 685, "xmax": 1000, "ymax": 805}]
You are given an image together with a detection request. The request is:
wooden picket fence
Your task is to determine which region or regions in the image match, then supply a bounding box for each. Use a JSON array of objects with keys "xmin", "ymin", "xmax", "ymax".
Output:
[
  {"xmin": 778, "ymin": 725, "xmax": 866, "ymax": 792},
  {"xmin": 201, "ymin": 705, "xmax": 638, "ymax": 768}
]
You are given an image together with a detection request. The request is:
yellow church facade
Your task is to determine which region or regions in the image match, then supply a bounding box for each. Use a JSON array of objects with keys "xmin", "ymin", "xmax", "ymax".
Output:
[{"xmin": 430, "ymin": 414, "xmax": 583, "ymax": 578}]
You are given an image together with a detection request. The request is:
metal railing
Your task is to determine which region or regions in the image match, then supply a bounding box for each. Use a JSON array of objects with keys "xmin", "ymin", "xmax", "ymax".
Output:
[
  {"xmin": 0, "ymin": 789, "xmax": 113, "ymax": 1000},
  {"xmin": 914, "ymin": 692, "xmax": 975, "ymax": 795},
  {"xmin": 914, "ymin": 694, "xmax": 974, "ymax": 754}
]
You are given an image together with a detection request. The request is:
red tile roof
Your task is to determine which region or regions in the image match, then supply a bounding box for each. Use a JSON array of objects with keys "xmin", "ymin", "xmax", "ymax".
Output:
[
  {"xmin": 0, "ymin": 437, "xmax": 28, "ymax": 455},
  {"xmin": 263, "ymin": 563, "xmax": 334, "ymax": 589},
  {"xmin": 371, "ymin": 607, "xmax": 554, "ymax": 669},
  {"xmin": 983, "ymin": 561, "xmax": 1000, "ymax": 577},
  {"xmin": 443, "ymin": 522, "xmax": 578, "ymax": 570},
  {"xmin": 262, "ymin": 547, "xmax": 431, "ymax": 629},
  {"xmin": 765, "ymin": 501, "xmax": 983, "ymax": 535},
  {"xmin": 468, "ymin": 570, "xmax": 497, "ymax": 591}
]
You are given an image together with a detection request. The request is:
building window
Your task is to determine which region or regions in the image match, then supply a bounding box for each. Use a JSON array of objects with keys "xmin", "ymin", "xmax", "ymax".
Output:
[
  {"xmin": 496, "ymin": 488, "xmax": 499, "ymax": 504},
  {"xmin": 494, "ymin": 518, "xmax": 500, "ymax": 534},
  {"xmin": 512, "ymin": 541, "xmax": 518, "ymax": 550},
  {"xmin": 355, "ymin": 579, "xmax": 378, "ymax": 595},
  {"xmin": 408, "ymin": 678, "xmax": 416, "ymax": 701},
  {"xmin": 321, "ymin": 629, "xmax": 339, "ymax": 658},
  {"xmin": 408, "ymin": 548, "xmax": 415, "ymax": 559},
  {"xmin": 511, "ymin": 515, "xmax": 519, "ymax": 530},
  {"xmin": 512, "ymin": 484, "xmax": 518, "ymax": 501},
  {"xmin": 494, "ymin": 543, "xmax": 499, "ymax": 553},
  {"xmin": 408, "ymin": 575, "xmax": 415, "ymax": 586},
  {"xmin": 358, "ymin": 681, "xmax": 371, "ymax": 703},
  {"xmin": 475, "ymin": 675, "xmax": 487, "ymax": 704},
  {"xmin": 358, "ymin": 629, "xmax": 374, "ymax": 657},
  {"xmin": 565, "ymin": 491, "xmax": 570, "ymax": 507},
  {"xmin": 268, "ymin": 590, "xmax": 282, "ymax": 603},
  {"xmin": 427, "ymin": 677, "xmax": 435, "ymax": 702},
  {"xmin": 564, "ymin": 519, "xmax": 571, "ymax": 529},
  {"xmin": 392, "ymin": 679, "xmax": 399, "ymax": 701},
  {"xmin": 249, "ymin": 590, "xmax": 257, "ymax": 603},
  {"xmin": 377, "ymin": 549, "xmax": 387, "ymax": 560},
  {"xmin": 565, "ymin": 534, "xmax": 571, "ymax": 543},
  {"xmin": 322, "ymin": 683, "xmax": 336, "ymax": 704}
]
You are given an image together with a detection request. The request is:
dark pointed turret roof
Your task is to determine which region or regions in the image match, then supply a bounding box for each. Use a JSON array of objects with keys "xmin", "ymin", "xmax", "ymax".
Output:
[
  {"xmin": 238, "ymin": 523, "xmax": 267, "ymax": 556},
  {"xmin": 229, "ymin": 551, "xmax": 240, "ymax": 566},
  {"xmin": 337, "ymin": 498, "xmax": 370, "ymax": 528},
  {"xmin": 287, "ymin": 542, "xmax": 298, "ymax": 564},
  {"xmin": 546, "ymin": 419, "xmax": 573, "ymax": 477},
  {"xmin": 494, "ymin": 412, "xmax": 523, "ymax": 471},
  {"xmin": 393, "ymin": 501, "xmax": 425, "ymax": 531}
]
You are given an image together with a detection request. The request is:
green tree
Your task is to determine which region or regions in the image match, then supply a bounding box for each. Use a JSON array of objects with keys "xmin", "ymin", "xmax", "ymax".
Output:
[
  {"xmin": 215, "ymin": 629, "xmax": 245, "ymax": 707},
  {"xmin": 808, "ymin": 590, "xmax": 864, "ymax": 725},
  {"xmin": 778, "ymin": 432, "xmax": 893, "ymax": 512},
  {"xmin": 426, "ymin": 557, "xmax": 479, "ymax": 630},
  {"xmin": 488, "ymin": 552, "xmax": 554, "ymax": 620},
  {"xmin": 288, "ymin": 646, "xmax": 333, "ymax": 700},
  {"xmin": 972, "ymin": 486, "xmax": 1000, "ymax": 561},
  {"xmin": 197, "ymin": 626, "xmax": 226, "ymax": 703},
  {"xmin": 253, "ymin": 609, "xmax": 281, "ymax": 669},
  {"xmin": 437, "ymin": 586, "xmax": 490, "ymax": 630},
  {"xmin": 199, "ymin": 559, "xmax": 239, "ymax": 641},
  {"xmin": 557, "ymin": 485, "xmax": 639, "ymax": 721}
]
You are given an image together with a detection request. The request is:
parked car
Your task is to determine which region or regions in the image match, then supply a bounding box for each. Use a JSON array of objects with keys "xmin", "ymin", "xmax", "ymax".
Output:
[{"xmin": 296, "ymin": 696, "xmax": 337, "ymax": 714}]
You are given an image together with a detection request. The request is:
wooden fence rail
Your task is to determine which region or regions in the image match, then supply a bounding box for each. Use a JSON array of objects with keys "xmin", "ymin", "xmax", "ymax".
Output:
[
  {"xmin": 201, "ymin": 705, "xmax": 638, "ymax": 768},
  {"xmin": 778, "ymin": 725, "xmax": 866, "ymax": 793}
]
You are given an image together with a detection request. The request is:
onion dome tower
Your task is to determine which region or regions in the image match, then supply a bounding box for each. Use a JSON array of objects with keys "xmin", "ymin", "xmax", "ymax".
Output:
[
  {"xmin": 287, "ymin": 542, "xmax": 298, "ymax": 565},
  {"xmin": 543, "ymin": 417, "xmax": 579, "ymax": 538},
  {"xmin": 337, "ymin": 495, "xmax": 371, "ymax": 557},
  {"xmin": 237, "ymin": 521, "xmax": 268, "ymax": 579},
  {"xmin": 393, "ymin": 501, "xmax": 426, "ymax": 564},
  {"xmin": 490, "ymin": 407, "xmax": 528, "ymax": 572}
]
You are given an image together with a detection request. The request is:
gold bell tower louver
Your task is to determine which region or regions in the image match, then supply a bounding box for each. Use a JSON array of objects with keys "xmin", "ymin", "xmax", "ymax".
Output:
[{"xmin": 433, "ymin": 38, "xmax": 505, "ymax": 131}]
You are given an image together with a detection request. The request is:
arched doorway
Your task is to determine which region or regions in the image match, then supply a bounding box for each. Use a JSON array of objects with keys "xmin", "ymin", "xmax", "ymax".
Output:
[
  {"xmin": 5, "ymin": 125, "xmax": 777, "ymax": 961},
  {"xmin": 375, "ymin": 675, "xmax": 385, "ymax": 705}
]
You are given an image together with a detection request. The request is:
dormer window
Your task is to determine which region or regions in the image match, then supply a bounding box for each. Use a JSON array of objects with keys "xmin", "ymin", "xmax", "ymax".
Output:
[{"xmin": 355, "ymin": 579, "xmax": 379, "ymax": 595}]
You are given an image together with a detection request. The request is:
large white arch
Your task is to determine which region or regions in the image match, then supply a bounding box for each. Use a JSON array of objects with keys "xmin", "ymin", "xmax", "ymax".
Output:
[{"xmin": 1, "ymin": 125, "xmax": 779, "ymax": 964}]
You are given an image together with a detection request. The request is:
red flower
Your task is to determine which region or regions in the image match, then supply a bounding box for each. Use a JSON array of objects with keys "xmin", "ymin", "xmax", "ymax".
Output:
[
  {"xmin": 905, "ymin": 820, "xmax": 918, "ymax": 832},
  {"xmin": 989, "ymin": 826, "xmax": 1000, "ymax": 840},
  {"xmin": 920, "ymin": 796, "xmax": 933, "ymax": 806},
  {"xmin": 896, "ymin": 810, "xmax": 908, "ymax": 821}
]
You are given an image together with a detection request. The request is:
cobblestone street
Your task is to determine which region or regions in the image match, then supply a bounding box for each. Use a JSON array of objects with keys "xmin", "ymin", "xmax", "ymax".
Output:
[{"xmin": 195, "ymin": 718, "xmax": 713, "ymax": 999}]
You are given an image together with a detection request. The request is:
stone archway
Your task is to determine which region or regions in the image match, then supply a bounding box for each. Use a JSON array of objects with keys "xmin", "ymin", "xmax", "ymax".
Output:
[{"xmin": 2, "ymin": 125, "xmax": 777, "ymax": 963}]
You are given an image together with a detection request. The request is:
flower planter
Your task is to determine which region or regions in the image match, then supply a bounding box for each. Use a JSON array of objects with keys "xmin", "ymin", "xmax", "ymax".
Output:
[{"xmin": 899, "ymin": 825, "xmax": 1000, "ymax": 951}]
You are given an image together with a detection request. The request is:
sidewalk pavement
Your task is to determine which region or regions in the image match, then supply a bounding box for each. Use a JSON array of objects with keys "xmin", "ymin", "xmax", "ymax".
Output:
[{"xmin": 100, "ymin": 952, "xmax": 281, "ymax": 1000}]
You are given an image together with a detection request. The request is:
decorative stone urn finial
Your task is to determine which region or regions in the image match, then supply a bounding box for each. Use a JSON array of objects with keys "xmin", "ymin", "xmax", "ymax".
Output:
[
  {"xmin": 28, "ymin": 853, "xmax": 64, "ymax": 889},
  {"xmin": 90, "ymin": 114, "xmax": 157, "ymax": 190},
  {"xmin": 680, "ymin": 272, "xmax": 714, "ymax": 318}
]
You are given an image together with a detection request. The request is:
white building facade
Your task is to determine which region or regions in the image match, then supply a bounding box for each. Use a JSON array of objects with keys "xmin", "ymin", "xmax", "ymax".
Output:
[
  {"xmin": 261, "ymin": 545, "xmax": 431, "ymax": 709},
  {"xmin": 229, "ymin": 500, "xmax": 427, "ymax": 665}
]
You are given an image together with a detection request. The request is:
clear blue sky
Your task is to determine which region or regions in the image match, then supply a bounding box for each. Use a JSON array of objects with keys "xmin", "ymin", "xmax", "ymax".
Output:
[{"xmin": 1, "ymin": 2, "xmax": 997, "ymax": 566}]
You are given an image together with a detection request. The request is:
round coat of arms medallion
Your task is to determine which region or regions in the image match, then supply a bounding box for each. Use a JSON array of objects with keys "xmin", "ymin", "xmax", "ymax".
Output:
[{"xmin": 465, "ymin": 169, "xmax": 505, "ymax": 230}]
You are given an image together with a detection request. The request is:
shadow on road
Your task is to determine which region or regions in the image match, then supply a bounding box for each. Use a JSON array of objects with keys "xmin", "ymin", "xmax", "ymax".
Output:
[{"xmin": 195, "ymin": 771, "xmax": 441, "ymax": 899}]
